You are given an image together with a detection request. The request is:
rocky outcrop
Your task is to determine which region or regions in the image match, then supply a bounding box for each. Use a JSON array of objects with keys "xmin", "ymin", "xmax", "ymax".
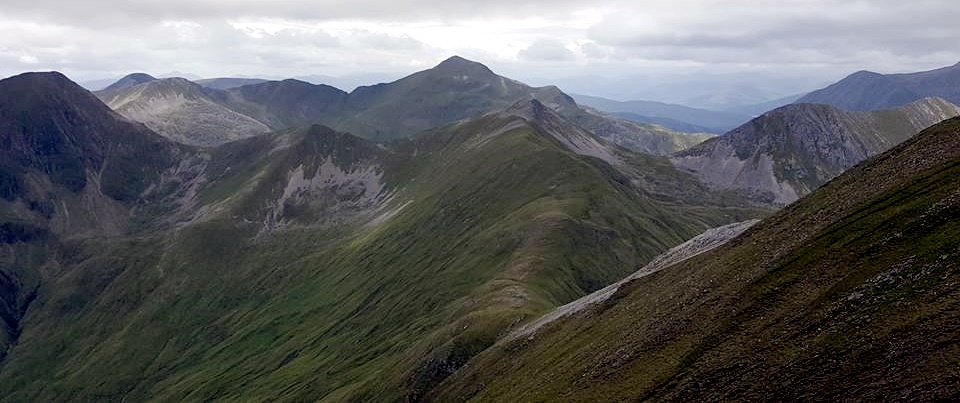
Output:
[{"xmin": 672, "ymin": 97, "xmax": 960, "ymax": 205}]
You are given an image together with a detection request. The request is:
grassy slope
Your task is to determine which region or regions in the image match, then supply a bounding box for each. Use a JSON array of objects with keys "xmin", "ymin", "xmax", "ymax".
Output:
[
  {"xmin": 0, "ymin": 112, "xmax": 763, "ymax": 401},
  {"xmin": 434, "ymin": 117, "xmax": 960, "ymax": 401}
]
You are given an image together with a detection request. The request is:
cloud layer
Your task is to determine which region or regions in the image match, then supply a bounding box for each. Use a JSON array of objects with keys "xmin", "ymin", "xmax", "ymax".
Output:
[{"xmin": 1, "ymin": 0, "xmax": 958, "ymax": 99}]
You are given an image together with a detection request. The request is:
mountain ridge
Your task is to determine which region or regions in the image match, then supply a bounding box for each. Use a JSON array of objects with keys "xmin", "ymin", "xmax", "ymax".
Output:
[
  {"xmin": 672, "ymin": 97, "xmax": 960, "ymax": 204},
  {"xmin": 797, "ymin": 62, "xmax": 960, "ymax": 110}
]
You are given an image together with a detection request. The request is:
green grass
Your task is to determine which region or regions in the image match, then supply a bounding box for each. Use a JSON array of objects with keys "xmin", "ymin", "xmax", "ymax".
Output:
[
  {"xmin": 0, "ymin": 111, "xmax": 766, "ymax": 402},
  {"xmin": 431, "ymin": 117, "xmax": 960, "ymax": 402}
]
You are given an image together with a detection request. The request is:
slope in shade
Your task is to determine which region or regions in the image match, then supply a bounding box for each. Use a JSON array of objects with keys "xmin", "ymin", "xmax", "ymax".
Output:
[{"xmin": 433, "ymin": 116, "xmax": 960, "ymax": 402}]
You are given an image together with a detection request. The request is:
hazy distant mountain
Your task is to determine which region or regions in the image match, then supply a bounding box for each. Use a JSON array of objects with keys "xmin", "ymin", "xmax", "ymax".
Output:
[
  {"xmin": 195, "ymin": 77, "xmax": 269, "ymax": 90},
  {"xmin": 720, "ymin": 93, "xmax": 804, "ymax": 116},
  {"xmin": 797, "ymin": 62, "xmax": 960, "ymax": 110},
  {"xmin": 102, "ymin": 72, "xmax": 156, "ymax": 92},
  {"xmin": 96, "ymin": 77, "xmax": 271, "ymax": 146},
  {"xmin": 295, "ymin": 72, "xmax": 401, "ymax": 92},
  {"xmin": 671, "ymin": 97, "xmax": 960, "ymax": 204},
  {"xmin": 572, "ymin": 93, "xmax": 751, "ymax": 133},
  {"xmin": 543, "ymin": 71, "xmax": 822, "ymax": 111},
  {"xmin": 435, "ymin": 115, "xmax": 960, "ymax": 402}
]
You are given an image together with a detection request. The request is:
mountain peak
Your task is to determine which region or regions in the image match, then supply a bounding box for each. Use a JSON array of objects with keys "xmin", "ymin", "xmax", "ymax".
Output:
[
  {"xmin": 431, "ymin": 55, "xmax": 494, "ymax": 75},
  {"xmin": 103, "ymin": 72, "xmax": 157, "ymax": 92}
]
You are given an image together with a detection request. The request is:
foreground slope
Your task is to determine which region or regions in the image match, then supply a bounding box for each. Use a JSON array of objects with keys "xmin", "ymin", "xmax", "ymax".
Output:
[
  {"xmin": 0, "ymin": 73, "xmax": 764, "ymax": 401},
  {"xmin": 434, "ymin": 116, "xmax": 960, "ymax": 402},
  {"xmin": 672, "ymin": 98, "xmax": 960, "ymax": 204},
  {"xmin": 797, "ymin": 62, "xmax": 960, "ymax": 110}
]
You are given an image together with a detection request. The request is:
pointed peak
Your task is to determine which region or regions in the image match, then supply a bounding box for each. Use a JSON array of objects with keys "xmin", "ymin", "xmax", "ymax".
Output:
[{"xmin": 431, "ymin": 55, "xmax": 495, "ymax": 75}]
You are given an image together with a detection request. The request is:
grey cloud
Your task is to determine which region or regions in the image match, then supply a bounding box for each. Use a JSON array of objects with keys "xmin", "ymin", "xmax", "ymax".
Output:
[
  {"xmin": 518, "ymin": 40, "xmax": 575, "ymax": 61},
  {"xmin": 588, "ymin": 0, "xmax": 960, "ymax": 71},
  {"xmin": 0, "ymin": 0, "xmax": 590, "ymax": 27}
]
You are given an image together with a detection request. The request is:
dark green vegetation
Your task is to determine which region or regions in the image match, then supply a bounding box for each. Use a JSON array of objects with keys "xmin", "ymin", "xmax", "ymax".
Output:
[
  {"xmin": 99, "ymin": 56, "xmax": 708, "ymax": 155},
  {"xmin": 798, "ymin": 61, "xmax": 960, "ymax": 110},
  {"xmin": 672, "ymin": 97, "xmax": 960, "ymax": 204},
  {"xmin": 0, "ymin": 72, "xmax": 765, "ymax": 401},
  {"xmin": 433, "ymin": 117, "xmax": 960, "ymax": 402}
]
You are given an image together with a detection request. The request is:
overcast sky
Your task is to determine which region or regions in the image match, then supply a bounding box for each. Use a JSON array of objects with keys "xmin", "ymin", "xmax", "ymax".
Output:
[{"xmin": 2, "ymin": 0, "xmax": 958, "ymax": 100}]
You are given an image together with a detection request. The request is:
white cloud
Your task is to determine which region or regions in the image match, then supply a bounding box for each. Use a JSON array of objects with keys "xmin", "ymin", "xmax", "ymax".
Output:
[
  {"xmin": 0, "ymin": 0, "xmax": 958, "ymax": 101},
  {"xmin": 518, "ymin": 40, "xmax": 576, "ymax": 62}
]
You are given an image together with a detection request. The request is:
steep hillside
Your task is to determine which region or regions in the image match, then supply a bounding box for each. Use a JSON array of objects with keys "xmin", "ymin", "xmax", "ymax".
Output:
[
  {"xmin": 96, "ymin": 78, "xmax": 272, "ymax": 146},
  {"xmin": 672, "ymin": 97, "xmax": 960, "ymax": 204},
  {"xmin": 434, "ymin": 115, "xmax": 960, "ymax": 402},
  {"xmin": 0, "ymin": 72, "xmax": 185, "ymax": 361},
  {"xmin": 0, "ymin": 74, "xmax": 766, "ymax": 402},
  {"xmin": 798, "ymin": 62, "xmax": 960, "ymax": 110}
]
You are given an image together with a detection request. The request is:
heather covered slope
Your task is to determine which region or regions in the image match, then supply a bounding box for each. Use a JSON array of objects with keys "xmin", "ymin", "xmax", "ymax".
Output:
[
  {"xmin": 672, "ymin": 97, "xmax": 960, "ymax": 204},
  {"xmin": 433, "ymin": 117, "xmax": 960, "ymax": 402},
  {"xmin": 0, "ymin": 73, "xmax": 764, "ymax": 402}
]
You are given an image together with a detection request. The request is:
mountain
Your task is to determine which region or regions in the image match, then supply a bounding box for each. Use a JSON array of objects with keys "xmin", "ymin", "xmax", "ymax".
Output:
[
  {"xmin": 432, "ymin": 115, "xmax": 960, "ymax": 402},
  {"xmin": 102, "ymin": 72, "xmax": 156, "ymax": 92},
  {"xmin": 572, "ymin": 93, "xmax": 752, "ymax": 133},
  {"xmin": 329, "ymin": 56, "xmax": 707, "ymax": 154},
  {"xmin": 100, "ymin": 57, "xmax": 709, "ymax": 154},
  {"xmin": 195, "ymin": 77, "xmax": 270, "ymax": 90},
  {"xmin": 671, "ymin": 97, "xmax": 960, "ymax": 204},
  {"xmin": 0, "ymin": 72, "xmax": 184, "ymax": 359},
  {"xmin": 797, "ymin": 62, "xmax": 960, "ymax": 110},
  {"xmin": 0, "ymin": 73, "xmax": 767, "ymax": 401},
  {"xmin": 96, "ymin": 77, "xmax": 272, "ymax": 146},
  {"xmin": 216, "ymin": 78, "xmax": 348, "ymax": 129}
]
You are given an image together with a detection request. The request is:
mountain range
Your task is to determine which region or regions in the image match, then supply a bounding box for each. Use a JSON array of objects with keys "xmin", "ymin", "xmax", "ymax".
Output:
[
  {"xmin": 572, "ymin": 93, "xmax": 752, "ymax": 133},
  {"xmin": 94, "ymin": 57, "xmax": 708, "ymax": 154},
  {"xmin": 797, "ymin": 62, "xmax": 960, "ymax": 110},
  {"xmin": 0, "ymin": 71, "xmax": 763, "ymax": 401},
  {"xmin": 2, "ymin": 56, "xmax": 959, "ymax": 402}
]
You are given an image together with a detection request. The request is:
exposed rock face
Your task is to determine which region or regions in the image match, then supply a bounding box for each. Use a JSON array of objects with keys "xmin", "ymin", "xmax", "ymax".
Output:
[
  {"xmin": 97, "ymin": 78, "xmax": 272, "ymax": 146},
  {"xmin": 672, "ymin": 97, "xmax": 960, "ymax": 204},
  {"xmin": 797, "ymin": 62, "xmax": 960, "ymax": 110}
]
